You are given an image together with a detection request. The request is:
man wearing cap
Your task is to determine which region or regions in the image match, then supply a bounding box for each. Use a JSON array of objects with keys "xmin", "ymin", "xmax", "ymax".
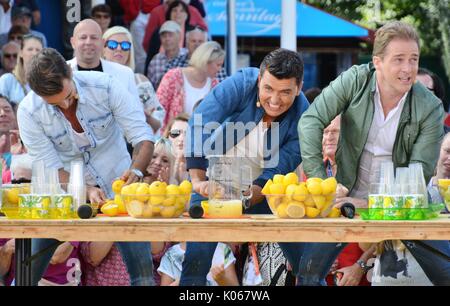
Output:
[
  {"xmin": 146, "ymin": 20, "xmax": 187, "ymax": 89},
  {"xmin": 0, "ymin": 0, "xmax": 12, "ymax": 36},
  {"xmin": 8, "ymin": 6, "xmax": 47, "ymax": 47}
]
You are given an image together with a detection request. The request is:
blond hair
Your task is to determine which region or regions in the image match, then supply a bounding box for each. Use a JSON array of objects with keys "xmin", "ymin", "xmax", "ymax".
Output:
[
  {"xmin": 102, "ymin": 26, "xmax": 135, "ymax": 71},
  {"xmin": 13, "ymin": 35, "xmax": 43, "ymax": 88},
  {"xmin": 189, "ymin": 41, "xmax": 225, "ymax": 72},
  {"xmin": 153, "ymin": 137, "xmax": 176, "ymax": 183},
  {"xmin": 373, "ymin": 21, "xmax": 420, "ymax": 58}
]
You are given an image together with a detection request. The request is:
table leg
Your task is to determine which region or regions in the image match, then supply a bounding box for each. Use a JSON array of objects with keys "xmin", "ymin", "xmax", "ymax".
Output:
[{"xmin": 15, "ymin": 238, "xmax": 32, "ymax": 286}]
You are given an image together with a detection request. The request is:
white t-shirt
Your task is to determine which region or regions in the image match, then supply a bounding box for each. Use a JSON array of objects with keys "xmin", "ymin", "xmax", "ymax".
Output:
[
  {"xmin": 0, "ymin": 1, "xmax": 12, "ymax": 35},
  {"xmin": 351, "ymin": 84, "xmax": 408, "ymax": 198},
  {"xmin": 157, "ymin": 243, "xmax": 236, "ymax": 286},
  {"xmin": 182, "ymin": 71, "xmax": 212, "ymax": 115}
]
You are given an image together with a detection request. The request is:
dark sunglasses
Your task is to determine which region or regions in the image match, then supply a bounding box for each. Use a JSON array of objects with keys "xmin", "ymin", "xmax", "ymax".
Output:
[
  {"xmin": 3, "ymin": 53, "xmax": 17, "ymax": 59},
  {"xmin": 169, "ymin": 129, "xmax": 185, "ymax": 138},
  {"xmin": 105, "ymin": 40, "xmax": 132, "ymax": 51}
]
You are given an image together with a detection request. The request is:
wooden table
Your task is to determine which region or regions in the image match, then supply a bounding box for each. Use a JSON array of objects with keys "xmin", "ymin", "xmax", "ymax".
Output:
[{"xmin": 1, "ymin": 214, "xmax": 449, "ymax": 286}]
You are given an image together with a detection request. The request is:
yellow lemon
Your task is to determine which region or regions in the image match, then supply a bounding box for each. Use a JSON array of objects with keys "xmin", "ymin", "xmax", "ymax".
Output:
[
  {"xmin": 179, "ymin": 180, "xmax": 192, "ymax": 195},
  {"xmin": 101, "ymin": 203, "xmax": 119, "ymax": 217},
  {"xmin": 142, "ymin": 205, "xmax": 153, "ymax": 218},
  {"xmin": 307, "ymin": 181, "xmax": 322, "ymax": 195},
  {"xmin": 313, "ymin": 195, "xmax": 326, "ymax": 210},
  {"xmin": 438, "ymin": 179, "xmax": 450, "ymax": 189},
  {"xmin": 151, "ymin": 205, "xmax": 162, "ymax": 215},
  {"xmin": 5, "ymin": 188, "xmax": 20, "ymax": 205},
  {"xmin": 292, "ymin": 183, "xmax": 308, "ymax": 202},
  {"xmin": 261, "ymin": 179, "xmax": 273, "ymax": 195},
  {"xmin": 162, "ymin": 197, "xmax": 176, "ymax": 206},
  {"xmin": 112, "ymin": 179, "xmax": 125, "ymax": 194},
  {"xmin": 306, "ymin": 177, "xmax": 323, "ymax": 185},
  {"xmin": 135, "ymin": 183, "xmax": 150, "ymax": 202},
  {"xmin": 383, "ymin": 197, "xmax": 392, "ymax": 208},
  {"xmin": 304, "ymin": 195, "xmax": 316, "ymax": 207},
  {"xmin": 160, "ymin": 206, "xmax": 176, "ymax": 218},
  {"xmin": 305, "ymin": 206, "xmax": 321, "ymax": 218},
  {"xmin": 285, "ymin": 184, "xmax": 298, "ymax": 200},
  {"xmin": 273, "ymin": 174, "xmax": 285, "ymax": 185},
  {"xmin": 267, "ymin": 196, "xmax": 281, "ymax": 211},
  {"xmin": 114, "ymin": 194, "xmax": 127, "ymax": 214},
  {"xmin": 327, "ymin": 207, "xmax": 341, "ymax": 218},
  {"xmin": 286, "ymin": 202, "xmax": 305, "ymax": 218},
  {"xmin": 283, "ymin": 172, "xmax": 299, "ymax": 187},
  {"xmin": 127, "ymin": 200, "xmax": 144, "ymax": 217},
  {"xmin": 269, "ymin": 183, "xmax": 285, "ymax": 196},
  {"xmin": 276, "ymin": 204, "xmax": 288, "ymax": 218},
  {"xmin": 149, "ymin": 181, "xmax": 166, "ymax": 205},
  {"xmin": 321, "ymin": 177, "xmax": 337, "ymax": 195}
]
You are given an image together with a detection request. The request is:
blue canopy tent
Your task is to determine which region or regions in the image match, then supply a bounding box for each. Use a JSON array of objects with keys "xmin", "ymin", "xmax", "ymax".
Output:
[
  {"xmin": 205, "ymin": 0, "xmax": 370, "ymax": 39},
  {"xmin": 205, "ymin": 0, "xmax": 373, "ymax": 89}
]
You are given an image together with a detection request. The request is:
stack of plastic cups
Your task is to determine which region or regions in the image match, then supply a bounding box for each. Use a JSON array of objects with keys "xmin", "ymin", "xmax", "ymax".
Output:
[
  {"xmin": 392, "ymin": 167, "xmax": 409, "ymax": 220},
  {"xmin": 380, "ymin": 161, "xmax": 395, "ymax": 220},
  {"xmin": 69, "ymin": 160, "xmax": 86, "ymax": 218},
  {"xmin": 407, "ymin": 163, "xmax": 429, "ymax": 220},
  {"xmin": 21, "ymin": 160, "xmax": 46, "ymax": 219}
]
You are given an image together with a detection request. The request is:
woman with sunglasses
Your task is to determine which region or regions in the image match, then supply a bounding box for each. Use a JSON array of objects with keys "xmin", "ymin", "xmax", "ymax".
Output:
[
  {"xmin": 163, "ymin": 113, "xmax": 190, "ymax": 184},
  {"xmin": 102, "ymin": 26, "xmax": 165, "ymax": 134},
  {"xmin": 0, "ymin": 34, "xmax": 42, "ymax": 105}
]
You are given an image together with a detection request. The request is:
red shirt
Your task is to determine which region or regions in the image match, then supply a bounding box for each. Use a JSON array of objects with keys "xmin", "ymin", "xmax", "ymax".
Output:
[
  {"xmin": 142, "ymin": 4, "xmax": 208, "ymax": 52},
  {"xmin": 120, "ymin": 0, "xmax": 160, "ymax": 25}
]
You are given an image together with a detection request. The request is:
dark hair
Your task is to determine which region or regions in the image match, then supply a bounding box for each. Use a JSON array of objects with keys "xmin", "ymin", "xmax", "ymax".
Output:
[
  {"xmin": 304, "ymin": 87, "xmax": 322, "ymax": 104},
  {"xmin": 91, "ymin": 4, "xmax": 112, "ymax": 17},
  {"xmin": 259, "ymin": 48, "xmax": 304, "ymax": 86},
  {"xmin": 27, "ymin": 48, "xmax": 73, "ymax": 96},
  {"xmin": 418, "ymin": 67, "xmax": 447, "ymax": 111},
  {"xmin": 0, "ymin": 94, "xmax": 14, "ymax": 107},
  {"xmin": 163, "ymin": 113, "xmax": 190, "ymax": 138},
  {"xmin": 7, "ymin": 25, "xmax": 29, "ymax": 40},
  {"xmin": 165, "ymin": 1, "xmax": 190, "ymax": 26}
]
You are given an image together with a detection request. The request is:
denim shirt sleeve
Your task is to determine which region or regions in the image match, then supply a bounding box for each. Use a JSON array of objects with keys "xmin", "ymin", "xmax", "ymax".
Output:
[
  {"xmin": 17, "ymin": 106, "xmax": 64, "ymax": 169},
  {"xmin": 107, "ymin": 76, "xmax": 155, "ymax": 146}
]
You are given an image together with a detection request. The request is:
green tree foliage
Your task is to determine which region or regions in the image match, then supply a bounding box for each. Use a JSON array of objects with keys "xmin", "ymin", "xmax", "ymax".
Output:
[{"xmin": 305, "ymin": 0, "xmax": 450, "ymax": 79}]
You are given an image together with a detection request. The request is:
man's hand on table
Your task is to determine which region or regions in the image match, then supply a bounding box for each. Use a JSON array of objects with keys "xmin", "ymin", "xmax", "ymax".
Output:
[{"xmin": 87, "ymin": 186, "xmax": 107, "ymax": 205}]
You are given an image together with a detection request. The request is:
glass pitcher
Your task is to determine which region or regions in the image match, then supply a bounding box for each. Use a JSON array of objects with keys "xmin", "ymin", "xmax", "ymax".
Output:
[{"xmin": 207, "ymin": 155, "xmax": 252, "ymax": 218}]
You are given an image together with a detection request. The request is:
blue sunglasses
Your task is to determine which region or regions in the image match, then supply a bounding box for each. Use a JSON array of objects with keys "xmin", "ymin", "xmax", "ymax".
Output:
[{"xmin": 105, "ymin": 40, "xmax": 132, "ymax": 51}]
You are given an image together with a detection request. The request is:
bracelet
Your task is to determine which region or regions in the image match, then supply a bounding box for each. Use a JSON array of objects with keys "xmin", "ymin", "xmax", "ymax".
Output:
[{"xmin": 130, "ymin": 168, "xmax": 144, "ymax": 179}]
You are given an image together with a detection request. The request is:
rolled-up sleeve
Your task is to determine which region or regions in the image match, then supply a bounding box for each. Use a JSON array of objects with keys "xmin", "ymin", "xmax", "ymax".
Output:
[
  {"xmin": 17, "ymin": 106, "xmax": 64, "ymax": 169},
  {"xmin": 107, "ymin": 76, "xmax": 155, "ymax": 146}
]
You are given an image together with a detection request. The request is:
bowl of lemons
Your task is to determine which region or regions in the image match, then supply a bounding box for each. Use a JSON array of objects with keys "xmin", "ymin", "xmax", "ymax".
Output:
[
  {"xmin": 101, "ymin": 179, "xmax": 192, "ymax": 218},
  {"xmin": 262, "ymin": 173, "xmax": 340, "ymax": 219},
  {"xmin": 437, "ymin": 179, "xmax": 450, "ymax": 212}
]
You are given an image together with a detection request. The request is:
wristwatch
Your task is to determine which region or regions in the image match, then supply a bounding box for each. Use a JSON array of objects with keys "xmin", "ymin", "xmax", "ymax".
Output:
[
  {"xmin": 356, "ymin": 259, "xmax": 372, "ymax": 273},
  {"xmin": 242, "ymin": 198, "xmax": 251, "ymax": 210},
  {"xmin": 130, "ymin": 168, "xmax": 144, "ymax": 180}
]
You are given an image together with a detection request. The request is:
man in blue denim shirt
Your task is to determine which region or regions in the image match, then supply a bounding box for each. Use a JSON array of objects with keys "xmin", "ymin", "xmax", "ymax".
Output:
[
  {"xmin": 179, "ymin": 48, "xmax": 314, "ymax": 285},
  {"xmin": 17, "ymin": 48, "xmax": 156, "ymax": 286}
]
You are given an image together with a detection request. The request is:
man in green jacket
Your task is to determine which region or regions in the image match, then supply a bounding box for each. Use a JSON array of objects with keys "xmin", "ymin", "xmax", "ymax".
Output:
[{"xmin": 297, "ymin": 21, "xmax": 450, "ymax": 285}]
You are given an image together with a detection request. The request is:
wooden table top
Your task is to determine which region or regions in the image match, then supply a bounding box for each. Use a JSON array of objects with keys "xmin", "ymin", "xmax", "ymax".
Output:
[{"xmin": 0, "ymin": 214, "xmax": 449, "ymax": 242}]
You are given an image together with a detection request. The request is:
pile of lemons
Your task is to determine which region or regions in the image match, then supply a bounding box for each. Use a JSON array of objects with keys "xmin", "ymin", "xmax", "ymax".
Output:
[
  {"xmin": 101, "ymin": 179, "xmax": 192, "ymax": 218},
  {"xmin": 438, "ymin": 179, "xmax": 450, "ymax": 212},
  {"xmin": 261, "ymin": 172, "xmax": 341, "ymax": 219}
]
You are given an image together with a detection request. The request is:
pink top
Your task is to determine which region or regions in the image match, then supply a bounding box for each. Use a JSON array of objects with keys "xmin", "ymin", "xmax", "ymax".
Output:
[
  {"xmin": 157, "ymin": 68, "xmax": 218, "ymax": 130},
  {"xmin": 80, "ymin": 242, "xmax": 170, "ymax": 286},
  {"xmin": 0, "ymin": 239, "xmax": 80, "ymax": 285}
]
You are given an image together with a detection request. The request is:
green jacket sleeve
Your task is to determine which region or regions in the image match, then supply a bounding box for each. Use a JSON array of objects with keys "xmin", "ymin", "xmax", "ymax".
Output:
[{"xmin": 298, "ymin": 65, "xmax": 365, "ymax": 179}]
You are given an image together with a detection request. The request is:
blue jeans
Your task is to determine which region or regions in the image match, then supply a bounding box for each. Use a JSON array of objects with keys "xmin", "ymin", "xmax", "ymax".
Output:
[
  {"xmin": 31, "ymin": 239, "xmax": 155, "ymax": 286},
  {"xmin": 180, "ymin": 193, "xmax": 341, "ymax": 286}
]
